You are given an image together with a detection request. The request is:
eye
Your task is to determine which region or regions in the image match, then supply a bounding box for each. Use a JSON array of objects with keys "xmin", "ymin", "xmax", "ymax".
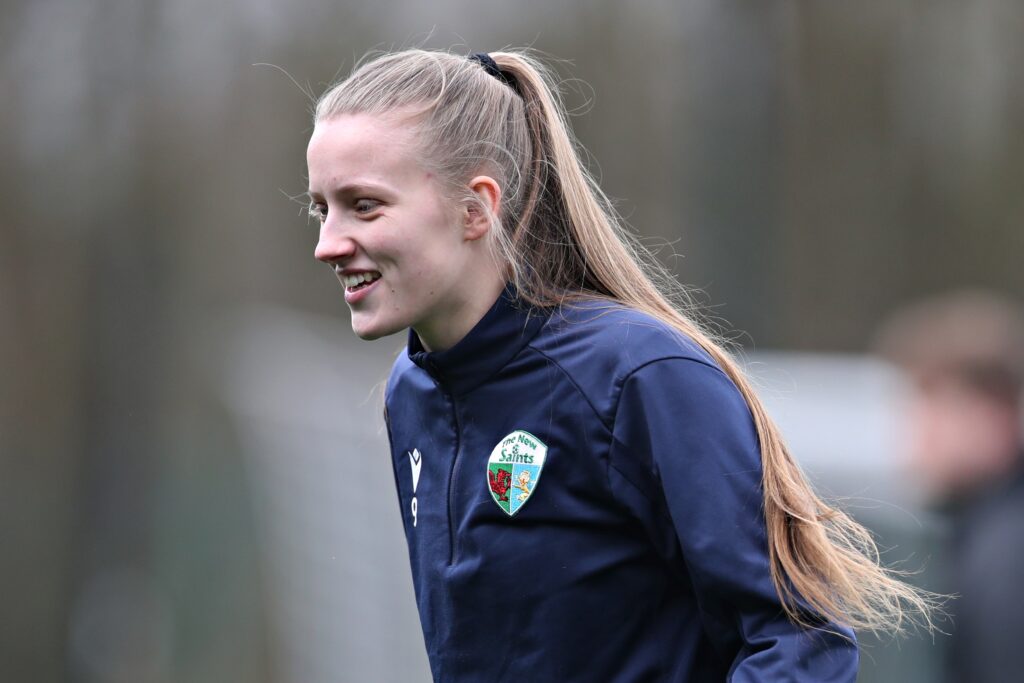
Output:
[
  {"xmin": 354, "ymin": 198, "xmax": 382, "ymax": 216},
  {"xmin": 307, "ymin": 202, "xmax": 328, "ymax": 223}
]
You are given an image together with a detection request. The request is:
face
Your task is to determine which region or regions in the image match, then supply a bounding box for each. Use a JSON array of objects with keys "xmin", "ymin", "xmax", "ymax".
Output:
[
  {"xmin": 307, "ymin": 114, "xmax": 479, "ymax": 346},
  {"xmin": 904, "ymin": 375, "xmax": 1020, "ymax": 499}
]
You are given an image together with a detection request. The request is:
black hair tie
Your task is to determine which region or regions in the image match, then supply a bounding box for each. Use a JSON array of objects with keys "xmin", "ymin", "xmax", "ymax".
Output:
[{"xmin": 468, "ymin": 52, "xmax": 516, "ymax": 88}]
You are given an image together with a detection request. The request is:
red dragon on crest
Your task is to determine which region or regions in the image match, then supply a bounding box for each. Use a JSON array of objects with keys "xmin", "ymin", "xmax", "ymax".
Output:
[{"xmin": 488, "ymin": 468, "xmax": 512, "ymax": 501}]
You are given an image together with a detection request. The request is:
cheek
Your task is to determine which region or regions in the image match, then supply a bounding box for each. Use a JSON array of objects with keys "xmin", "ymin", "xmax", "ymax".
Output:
[
  {"xmin": 412, "ymin": 257, "xmax": 459, "ymax": 298},
  {"xmin": 373, "ymin": 196, "xmax": 463, "ymax": 289},
  {"xmin": 382, "ymin": 245, "xmax": 453, "ymax": 306},
  {"xmin": 405, "ymin": 226, "xmax": 465, "ymax": 285}
]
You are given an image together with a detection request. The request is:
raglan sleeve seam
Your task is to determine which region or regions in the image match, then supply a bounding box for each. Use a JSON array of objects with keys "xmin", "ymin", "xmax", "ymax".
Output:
[
  {"xmin": 527, "ymin": 344, "xmax": 616, "ymax": 432},
  {"xmin": 606, "ymin": 355, "xmax": 730, "ymax": 504}
]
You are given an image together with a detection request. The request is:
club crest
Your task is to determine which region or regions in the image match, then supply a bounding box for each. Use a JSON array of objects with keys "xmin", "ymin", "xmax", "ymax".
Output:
[{"xmin": 486, "ymin": 430, "xmax": 548, "ymax": 516}]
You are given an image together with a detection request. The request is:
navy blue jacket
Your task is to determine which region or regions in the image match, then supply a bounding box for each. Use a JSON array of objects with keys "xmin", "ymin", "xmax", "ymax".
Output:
[{"xmin": 384, "ymin": 283, "xmax": 858, "ymax": 682}]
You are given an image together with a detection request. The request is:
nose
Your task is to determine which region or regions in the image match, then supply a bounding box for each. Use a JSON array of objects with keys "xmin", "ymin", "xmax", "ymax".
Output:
[{"xmin": 314, "ymin": 221, "xmax": 357, "ymax": 265}]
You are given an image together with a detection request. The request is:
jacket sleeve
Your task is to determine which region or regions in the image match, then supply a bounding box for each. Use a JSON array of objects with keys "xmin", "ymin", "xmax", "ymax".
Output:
[{"xmin": 609, "ymin": 356, "xmax": 859, "ymax": 681}]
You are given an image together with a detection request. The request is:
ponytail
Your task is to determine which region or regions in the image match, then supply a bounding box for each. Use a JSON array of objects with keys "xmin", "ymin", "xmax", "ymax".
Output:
[{"xmin": 493, "ymin": 50, "xmax": 940, "ymax": 635}]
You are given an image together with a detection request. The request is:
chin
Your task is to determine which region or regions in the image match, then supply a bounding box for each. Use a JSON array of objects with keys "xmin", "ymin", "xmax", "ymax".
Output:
[{"xmin": 351, "ymin": 318, "xmax": 404, "ymax": 341}]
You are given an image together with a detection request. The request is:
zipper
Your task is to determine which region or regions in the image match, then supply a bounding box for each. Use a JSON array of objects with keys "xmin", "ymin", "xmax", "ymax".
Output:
[{"xmin": 445, "ymin": 389, "xmax": 462, "ymax": 566}]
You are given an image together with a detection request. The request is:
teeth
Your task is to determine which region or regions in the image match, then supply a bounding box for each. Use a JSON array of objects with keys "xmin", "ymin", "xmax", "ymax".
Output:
[{"xmin": 342, "ymin": 271, "xmax": 381, "ymax": 288}]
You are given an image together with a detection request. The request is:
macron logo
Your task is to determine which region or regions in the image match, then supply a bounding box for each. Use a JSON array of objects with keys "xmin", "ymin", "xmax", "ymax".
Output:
[
  {"xmin": 408, "ymin": 448, "xmax": 422, "ymax": 527},
  {"xmin": 409, "ymin": 448, "xmax": 422, "ymax": 493}
]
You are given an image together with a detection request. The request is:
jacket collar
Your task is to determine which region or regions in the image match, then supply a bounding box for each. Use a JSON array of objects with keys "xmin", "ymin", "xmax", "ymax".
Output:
[{"xmin": 407, "ymin": 281, "xmax": 549, "ymax": 395}]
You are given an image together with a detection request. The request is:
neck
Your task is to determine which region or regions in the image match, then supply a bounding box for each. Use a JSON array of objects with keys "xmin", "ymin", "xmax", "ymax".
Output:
[{"xmin": 414, "ymin": 274, "xmax": 508, "ymax": 352}]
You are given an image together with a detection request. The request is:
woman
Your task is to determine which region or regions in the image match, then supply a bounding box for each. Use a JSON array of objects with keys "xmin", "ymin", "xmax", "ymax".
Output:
[{"xmin": 305, "ymin": 49, "xmax": 933, "ymax": 682}]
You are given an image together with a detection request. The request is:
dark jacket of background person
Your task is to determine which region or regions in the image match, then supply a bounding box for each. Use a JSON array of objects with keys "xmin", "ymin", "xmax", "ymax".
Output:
[{"xmin": 941, "ymin": 454, "xmax": 1024, "ymax": 682}]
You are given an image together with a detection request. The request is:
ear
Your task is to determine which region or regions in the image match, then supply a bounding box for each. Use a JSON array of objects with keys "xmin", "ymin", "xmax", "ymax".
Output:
[{"xmin": 463, "ymin": 175, "xmax": 502, "ymax": 242}]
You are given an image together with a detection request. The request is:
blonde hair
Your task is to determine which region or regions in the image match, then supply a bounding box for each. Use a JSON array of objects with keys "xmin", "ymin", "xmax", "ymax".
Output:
[{"xmin": 315, "ymin": 48, "xmax": 940, "ymax": 635}]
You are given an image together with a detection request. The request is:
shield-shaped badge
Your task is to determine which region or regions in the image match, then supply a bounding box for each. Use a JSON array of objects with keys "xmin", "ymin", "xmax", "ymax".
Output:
[{"xmin": 486, "ymin": 430, "xmax": 548, "ymax": 516}]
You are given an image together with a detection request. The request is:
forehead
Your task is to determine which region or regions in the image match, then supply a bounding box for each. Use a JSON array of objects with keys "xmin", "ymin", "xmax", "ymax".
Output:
[{"xmin": 306, "ymin": 113, "xmax": 425, "ymax": 191}]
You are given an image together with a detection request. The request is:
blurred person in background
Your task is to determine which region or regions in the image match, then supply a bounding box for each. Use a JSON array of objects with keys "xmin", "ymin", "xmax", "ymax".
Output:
[{"xmin": 874, "ymin": 289, "xmax": 1024, "ymax": 683}]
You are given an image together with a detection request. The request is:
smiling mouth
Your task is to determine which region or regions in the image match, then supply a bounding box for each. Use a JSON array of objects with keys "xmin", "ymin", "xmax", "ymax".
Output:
[{"xmin": 342, "ymin": 271, "xmax": 382, "ymax": 291}]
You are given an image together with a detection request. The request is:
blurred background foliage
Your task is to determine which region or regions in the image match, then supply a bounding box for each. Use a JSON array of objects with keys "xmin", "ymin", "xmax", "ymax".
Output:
[{"xmin": 2, "ymin": 0, "xmax": 1021, "ymax": 681}]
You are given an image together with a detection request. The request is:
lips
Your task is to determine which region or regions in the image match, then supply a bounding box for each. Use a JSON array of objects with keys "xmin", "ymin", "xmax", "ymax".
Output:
[{"xmin": 343, "ymin": 274, "xmax": 381, "ymax": 304}]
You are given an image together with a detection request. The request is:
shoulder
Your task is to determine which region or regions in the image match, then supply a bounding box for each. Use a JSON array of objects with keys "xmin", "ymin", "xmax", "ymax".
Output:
[
  {"xmin": 531, "ymin": 297, "xmax": 719, "ymax": 374},
  {"xmin": 528, "ymin": 298, "xmax": 727, "ymax": 423}
]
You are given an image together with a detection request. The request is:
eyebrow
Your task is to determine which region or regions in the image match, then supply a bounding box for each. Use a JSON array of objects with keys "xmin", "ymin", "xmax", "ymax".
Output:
[{"xmin": 306, "ymin": 181, "xmax": 394, "ymax": 199}]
